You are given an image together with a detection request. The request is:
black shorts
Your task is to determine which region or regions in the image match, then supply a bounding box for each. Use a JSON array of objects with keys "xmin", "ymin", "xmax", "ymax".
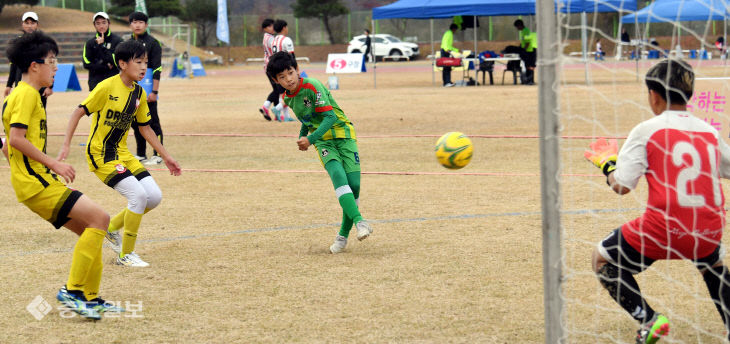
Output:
[{"xmin": 598, "ymin": 227, "xmax": 723, "ymax": 274}]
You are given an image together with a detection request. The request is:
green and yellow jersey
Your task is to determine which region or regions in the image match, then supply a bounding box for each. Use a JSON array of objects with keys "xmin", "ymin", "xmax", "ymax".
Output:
[
  {"xmin": 284, "ymin": 77, "xmax": 356, "ymax": 143},
  {"xmin": 79, "ymin": 75, "xmax": 150, "ymax": 170},
  {"xmin": 1, "ymin": 81, "xmax": 56, "ymax": 202}
]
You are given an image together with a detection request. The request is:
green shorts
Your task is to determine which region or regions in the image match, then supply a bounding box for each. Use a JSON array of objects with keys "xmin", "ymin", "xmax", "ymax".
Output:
[{"xmin": 314, "ymin": 138, "xmax": 361, "ymax": 173}]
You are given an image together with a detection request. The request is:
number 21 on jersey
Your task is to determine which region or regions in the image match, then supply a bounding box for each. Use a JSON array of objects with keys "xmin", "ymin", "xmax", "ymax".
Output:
[{"xmin": 671, "ymin": 140, "xmax": 721, "ymax": 208}]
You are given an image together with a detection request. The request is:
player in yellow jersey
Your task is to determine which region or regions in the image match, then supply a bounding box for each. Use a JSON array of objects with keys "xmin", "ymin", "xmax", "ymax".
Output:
[
  {"xmin": 59, "ymin": 40, "xmax": 182, "ymax": 267},
  {"xmin": 2, "ymin": 31, "xmax": 123, "ymax": 320}
]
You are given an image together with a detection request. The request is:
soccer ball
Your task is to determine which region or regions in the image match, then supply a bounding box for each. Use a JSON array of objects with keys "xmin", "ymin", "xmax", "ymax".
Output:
[{"xmin": 434, "ymin": 132, "xmax": 473, "ymax": 169}]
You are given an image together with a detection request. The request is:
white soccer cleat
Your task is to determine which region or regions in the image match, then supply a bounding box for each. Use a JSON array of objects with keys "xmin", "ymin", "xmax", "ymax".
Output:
[
  {"xmin": 143, "ymin": 155, "xmax": 163, "ymax": 165},
  {"xmin": 355, "ymin": 220, "xmax": 372, "ymax": 241},
  {"xmin": 329, "ymin": 235, "xmax": 348, "ymax": 254},
  {"xmin": 116, "ymin": 252, "xmax": 150, "ymax": 267},
  {"xmin": 105, "ymin": 230, "xmax": 122, "ymax": 253}
]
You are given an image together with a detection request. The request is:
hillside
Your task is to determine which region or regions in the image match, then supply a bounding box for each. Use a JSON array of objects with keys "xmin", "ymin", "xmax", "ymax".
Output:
[
  {"xmin": 0, "ymin": 4, "xmax": 219, "ymax": 65},
  {"xmin": 0, "ymin": 4, "xmax": 127, "ymax": 33}
]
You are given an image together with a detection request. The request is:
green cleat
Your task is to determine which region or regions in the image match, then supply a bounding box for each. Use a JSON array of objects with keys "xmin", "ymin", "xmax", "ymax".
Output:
[{"xmin": 636, "ymin": 314, "xmax": 670, "ymax": 344}]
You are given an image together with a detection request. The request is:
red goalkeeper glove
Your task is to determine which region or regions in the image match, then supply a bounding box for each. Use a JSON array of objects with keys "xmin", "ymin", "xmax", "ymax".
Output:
[{"xmin": 584, "ymin": 138, "xmax": 618, "ymax": 177}]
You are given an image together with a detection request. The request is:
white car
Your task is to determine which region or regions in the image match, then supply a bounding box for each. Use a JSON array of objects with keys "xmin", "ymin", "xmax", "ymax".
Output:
[{"xmin": 347, "ymin": 34, "xmax": 419, "ymax": 60}]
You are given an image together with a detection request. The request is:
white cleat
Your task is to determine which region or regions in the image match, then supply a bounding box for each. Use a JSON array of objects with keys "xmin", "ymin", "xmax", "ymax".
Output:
[
  {"xmin": 329, "ymin": 235, "xmax": 348, "ymax": 254},
  {"xmin": 143, "ymin": 155, "xmax": 163, "ymax": 165},
  {"xmin": 116, "ymin": 252, "xmax": 150, "ymax": 267},
  {"xmin": 105, "ymin": 230, "xmax": 122, "ymax": 253},
  {"xmin": 355, "ymin": 220, "xmax": 372, "ymax": 241}
]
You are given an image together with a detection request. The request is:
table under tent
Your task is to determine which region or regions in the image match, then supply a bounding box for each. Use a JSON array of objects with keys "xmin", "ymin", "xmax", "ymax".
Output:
[{"xmin": 371, "ymin": 0, "xmax": 637, "ymax": 85}]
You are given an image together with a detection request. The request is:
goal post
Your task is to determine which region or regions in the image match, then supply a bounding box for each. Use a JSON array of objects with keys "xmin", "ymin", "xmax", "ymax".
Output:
[
  {"xmin": 148, "ymin": 23, "xmax": 192, "ymax": 62},
  {"xmin": 537, "ymin": 0, "xmax": 564, "ymax": 343}
]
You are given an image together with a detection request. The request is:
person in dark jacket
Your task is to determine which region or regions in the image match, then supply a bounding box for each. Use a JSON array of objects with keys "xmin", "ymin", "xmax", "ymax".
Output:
[
  {"xmin": 363, "ymin": 29, "xmax": 373, "ymax": 63},
  {"xmin": 5, "ymin": 11, "xmax": 52, "ymax": 108},
  {"xmin": 83, "ymin": 12, "xmax": 122, "ymax": 91},
  {"xmin": 128, "ymin": 11, "xmax": 164, "ymax": 165}
]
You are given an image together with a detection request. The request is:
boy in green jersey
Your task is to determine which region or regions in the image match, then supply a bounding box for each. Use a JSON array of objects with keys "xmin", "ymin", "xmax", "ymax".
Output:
[{"xmin": 266, "ymin": 51, "xmax": 372, "ymax": 254}]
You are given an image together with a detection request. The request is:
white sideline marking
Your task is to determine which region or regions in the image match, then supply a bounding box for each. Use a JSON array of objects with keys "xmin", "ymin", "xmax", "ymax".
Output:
[{"xmin": 0, "ymin": 208, "xmax": 641, "ymax": 259}]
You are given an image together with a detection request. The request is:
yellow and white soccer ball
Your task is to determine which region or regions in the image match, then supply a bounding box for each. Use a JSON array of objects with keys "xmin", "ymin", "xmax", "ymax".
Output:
[{"xmin": 434, "ymin": 132, "xmax": 473, "ymax": 169}]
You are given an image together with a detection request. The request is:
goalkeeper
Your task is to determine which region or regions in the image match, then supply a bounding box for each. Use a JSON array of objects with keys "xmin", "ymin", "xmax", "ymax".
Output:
[{"xmin": 585, "ymin": 59, "xmax": 730, "ymax": 344}]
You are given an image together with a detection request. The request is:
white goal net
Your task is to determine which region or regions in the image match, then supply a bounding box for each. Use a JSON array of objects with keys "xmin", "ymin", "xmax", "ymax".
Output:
[{"xmin": 541, "ymin": 0, "xmax": 730, "ymax": 342}]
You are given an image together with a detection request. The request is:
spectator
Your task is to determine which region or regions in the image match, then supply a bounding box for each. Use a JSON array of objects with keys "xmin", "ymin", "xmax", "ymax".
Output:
[
  {"xmin": 514, "ymin": 19, "xmax": 537, "ymax": 85},
  {"xmin": 440, "ymin": 23, "xmax": 459, "ymax": 87},
  {"xmin": 128, "ymin": 11, "xmax": 164, "ymax": 165},
  {"xmin": 364, "ymin": 29, "xmax": 373, "ymax": 63},
  {"xmin": 82, "ymin": 12, "xmax": 122, "ymax": 91},
  {"xmin": 595, "ymin": 38, "xmax": 605, "ymax": 61},
  {"xmin": 5, "ymin": 12, "xmax": 52, "ymax": 107},
  {"xmin": 621, "ymin": 27, "xmax": 630, "ymax": 44},
  {"xmin": 620, "ymin": 28, "xmax": 631, "ymax": 59},
  {"xmin": 716, "ymin": 37, "xmax": 726, "ymax": 59}
]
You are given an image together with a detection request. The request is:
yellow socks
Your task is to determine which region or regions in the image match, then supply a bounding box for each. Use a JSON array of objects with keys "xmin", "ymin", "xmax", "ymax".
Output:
[
  {"xmin": 108, "ymin": 209, "xmax": 126, "ymax": 232},
  {"xmin": 66, "ymin": 228, "xmax": 105, "ymax": 294},
  {"xmin": 121, "ymin": 210, "xmax": 143, "ymax": 256},
  {"xmin": 83, "ymin": 251, "xmax": 103, "ymax": 301}
]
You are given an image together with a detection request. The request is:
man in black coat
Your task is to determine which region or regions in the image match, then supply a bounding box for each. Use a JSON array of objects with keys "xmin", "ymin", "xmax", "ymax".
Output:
[
  {"xmin": 128, "ymin": 11, "xmax": 164, "ymax": 165},
  {"xmin": 83, "ymin": 12, "xmax": 122, "ymax": 91}
]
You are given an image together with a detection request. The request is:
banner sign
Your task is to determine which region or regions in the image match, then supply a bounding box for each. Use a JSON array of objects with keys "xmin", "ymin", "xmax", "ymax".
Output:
[
  {"xmin": 325, "ymin": 54, "xmax": 365, "ymax": 74},
  {"xmin": 216, "ymin": 0, "xmax": 230, "ymax": 44}
]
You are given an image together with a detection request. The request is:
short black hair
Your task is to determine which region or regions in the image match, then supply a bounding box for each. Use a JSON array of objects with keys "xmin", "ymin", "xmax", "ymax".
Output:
[
  {"xmin": 266, "ymin": 51, "xmax": 297, "ymax": 81},
  {"xmin": 645, "ymin": 59, "xmax": 694, "ymax": 105},
  {"xmin": 449, "ymin": 23, "xmax": 458, "ymax": 31},
  {"xmin": 262, "ymin": 18, "xmax": 274, "ymax": 29},
  {"xmin": 514, "ymin": 19, "xmax": 524, "ymax": 28},
  {"xmin": 274, "ymin": 19, "xmax": 288, "ymax": 34},
  {"xmin": 6, "ymin": 31, "xmax": 59, "ymax": 73},
  {"xmin": 364, "ymin": 29, "xmax": 370, "ymax": 34},
  {"xmin": 114, "ymin": 40, "xmax": 147, "ymax": 66},
  {"xmin": 129, "ymin": 11, "xmax": 148, "ymax": 23}
]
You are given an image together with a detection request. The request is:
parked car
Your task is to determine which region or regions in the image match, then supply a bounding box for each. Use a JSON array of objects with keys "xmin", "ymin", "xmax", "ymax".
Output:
[{"xmin": 347, "ymin": 34, "xmax": 419, "ymax": 60}]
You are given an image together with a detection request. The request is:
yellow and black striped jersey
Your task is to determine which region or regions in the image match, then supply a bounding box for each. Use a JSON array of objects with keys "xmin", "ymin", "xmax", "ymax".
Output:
[
  {"xmin": 2, "ymin": 81, "xmax": 57, "ymax": 202},
  {"xmin": 80, "ymin": 75, "xmax": 150, "ymax": 169}
]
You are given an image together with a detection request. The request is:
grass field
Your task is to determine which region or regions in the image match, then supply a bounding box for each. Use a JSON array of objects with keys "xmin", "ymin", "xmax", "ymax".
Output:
[{"xmin": 2, "ymin": 59, "xmax": 730, "ymax": 343}]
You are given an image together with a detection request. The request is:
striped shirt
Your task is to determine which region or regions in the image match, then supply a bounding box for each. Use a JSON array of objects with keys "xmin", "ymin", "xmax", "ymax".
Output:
[
  {"xmin": 2, "ymin": 82, "xmax": 56, "ymax": 201},
  {"xmin": 79, "ymin": 75, "xmax": 151, "ymax": 170},
  {"xmin": 263, "ymin": 32, "xmax": 275, "ymax": 68},
  {"xmin": 284, "ymin": 77, "xmax": 356, "ymax": 142},
  {"xmin": 272, "ymin": 34, "xmax": 294, "ymax": 55}
]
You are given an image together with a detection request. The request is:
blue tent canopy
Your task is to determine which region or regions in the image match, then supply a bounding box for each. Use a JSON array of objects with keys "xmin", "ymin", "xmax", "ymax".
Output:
[
  {"xmin": 621, "ymin": 0, "xmax": 728, "ymax": 23},
  {"xmin": 560, "ymin": 0, "xmax": 637, "ymax": 13},
  {"xmin": 372, "ymin": 0, "xmax": 637, "ymax": 19},
  {"xmin": 372, "ymin": 0, "xmax": 534, "ymax": 18}
]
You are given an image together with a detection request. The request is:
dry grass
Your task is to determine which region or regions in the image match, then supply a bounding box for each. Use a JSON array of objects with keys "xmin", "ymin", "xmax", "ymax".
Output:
[{"xmin": 2, "ymin": 59, "xmax": 730, "ymax": 343}]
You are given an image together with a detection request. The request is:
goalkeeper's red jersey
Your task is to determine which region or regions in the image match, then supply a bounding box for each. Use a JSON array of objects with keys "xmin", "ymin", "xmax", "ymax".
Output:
[{"xmin": 614, "ymin": 110, "xmax": 730, "ymax": 260}]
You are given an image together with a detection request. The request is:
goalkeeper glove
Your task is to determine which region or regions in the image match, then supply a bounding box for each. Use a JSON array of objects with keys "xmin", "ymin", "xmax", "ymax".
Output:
[{"xmin": 584, "ymin": 138, "xmax": 618, "ymax": 177}]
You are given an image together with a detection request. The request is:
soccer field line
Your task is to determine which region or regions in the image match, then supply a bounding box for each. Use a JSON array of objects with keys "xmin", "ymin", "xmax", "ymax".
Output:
[
  {"xmin": 0, "ymin": 207, "xmax": 639, "ymax": 259},
  {"xmin": 148, "ymin": 167, "xmax": 600, "ymax": 177},
  {"xmin": 0, "ymin": 164, "xmax": 601, "ymax": 177},
  {"xmin": 44, "ymin": 132, "xmax": 628, "ymax": 140}
]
